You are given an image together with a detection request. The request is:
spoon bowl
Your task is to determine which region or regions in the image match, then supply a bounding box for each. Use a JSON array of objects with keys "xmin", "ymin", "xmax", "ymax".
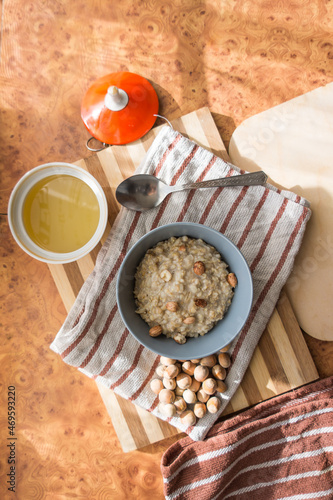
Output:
[{"xmin": 116, "ymin": 171, "xmax": 268, "ymax": 211}]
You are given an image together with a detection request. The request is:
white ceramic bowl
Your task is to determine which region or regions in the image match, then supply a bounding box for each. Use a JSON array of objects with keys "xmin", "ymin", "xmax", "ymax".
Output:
[
  {"xmin": 8, "ymin": 162, "xmax": 108, "ymax": 264},
  {"xmin": 117, "ymin": 222, "xmax": 253, "ymax": 360}
]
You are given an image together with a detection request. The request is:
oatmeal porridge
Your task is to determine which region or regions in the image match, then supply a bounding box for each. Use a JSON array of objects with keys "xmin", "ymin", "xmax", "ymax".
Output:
[{"xmin": 134, "ymin": 236, "xmax": 237, "ymax": 344}]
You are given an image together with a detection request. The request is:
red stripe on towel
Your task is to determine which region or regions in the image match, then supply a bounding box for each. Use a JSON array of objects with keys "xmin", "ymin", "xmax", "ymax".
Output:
[
  {"xmin": 250, "ymin": 197, "xmax": 289, "ymax": 274},
  {"xmin": 171, "ymin": 144, "xmax": 199, "ymax": 185},
  {"xmin": 109, "ymin": 344, "xmax": 145, "ymax": 390},
  {"xmin": 177, "ymin": 155, "xmax": 217, "ymax": 220},
  {"xmin": 237, "ymin": 188, "xmax": 269, "ymax": 249},
  {"xmin": 93, "ymin": 328, "xmax": 130, "ymax": 379},
  {"xmin": 151, "ymin": 144, "xmax": 199, "ymax": 229},
  {"xmin": 154, "ymin": 133, "xmax": 182, "ymax": 176},
  {"xmin": 219, "ymin": 186, "xmax": 249, "ymax": 234},
  {"xmin": 199, "ymin": 169, "xmax": 235, "ymax": 224},
  {"xmin": 150, "ymin": 395, "xmax": 160, "ymax": 411},
  {"xmin": 72, "ymin": 305, "xmax": 85, "ymax": 327},
  {"xmin": 129, "ymin": 356, "xmax": 161, "ymax": 401},
  {"xmin": 79, "ymin": 304, "xmax": 118, "ymax": 369}
]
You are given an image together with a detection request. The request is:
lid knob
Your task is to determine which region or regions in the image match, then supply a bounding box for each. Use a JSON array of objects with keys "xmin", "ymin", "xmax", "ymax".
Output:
[{"xmin": 104, "ymin": 86, "xmax": 129, "ymax": 111}]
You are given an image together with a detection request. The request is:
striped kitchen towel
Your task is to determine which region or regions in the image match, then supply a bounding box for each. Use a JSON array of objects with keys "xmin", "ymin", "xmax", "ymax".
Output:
[
  {"xmin": 161, "ymin": 375, "xmax": 333, "ymax": 500},
  {"xmin": 50, "ymin": 125, "xmax": 311, "ymax": 441}
]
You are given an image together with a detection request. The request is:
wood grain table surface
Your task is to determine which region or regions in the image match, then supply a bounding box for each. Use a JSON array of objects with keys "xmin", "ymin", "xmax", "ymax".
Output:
[{"xmin": 1, "ymin": 1, "xmax": 333, "ymax": 499}]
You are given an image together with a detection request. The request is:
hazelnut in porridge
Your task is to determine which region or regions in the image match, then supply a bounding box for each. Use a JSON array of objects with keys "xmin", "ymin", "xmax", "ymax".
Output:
[{"xmin": 134, "ymin": 236, "xmax": 237, "ymax": 344}]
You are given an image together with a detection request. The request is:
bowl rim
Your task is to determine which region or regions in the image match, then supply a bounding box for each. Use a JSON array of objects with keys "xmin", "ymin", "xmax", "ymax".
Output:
[
  {"xmin": 116, "ymin": 222, "xmax": 253, "ymax": 359},
  {"xmin": 8, "ymin": 162, "xmax": 108, "ymax": 264}
]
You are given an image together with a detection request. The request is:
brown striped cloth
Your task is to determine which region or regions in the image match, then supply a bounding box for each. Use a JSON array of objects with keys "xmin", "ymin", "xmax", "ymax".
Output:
[
  {"xmin": 50, "ymin": 125, "xmax": 311, "ymax": 441},
  {"xmin": 161, "ymin": 375, "xmax": 333, "ymax": 500}
]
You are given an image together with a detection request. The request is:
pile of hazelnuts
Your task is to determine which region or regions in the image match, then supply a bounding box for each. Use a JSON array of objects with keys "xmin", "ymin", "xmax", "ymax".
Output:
[{"xmin": 150, "ymin": 345, "xmax": 231, "ymax": 427}]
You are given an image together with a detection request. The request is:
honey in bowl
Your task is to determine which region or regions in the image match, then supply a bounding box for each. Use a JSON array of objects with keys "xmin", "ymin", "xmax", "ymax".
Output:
[{"xmin": 22, "ymin": 174, "xmax": 100, "ymax": 253}]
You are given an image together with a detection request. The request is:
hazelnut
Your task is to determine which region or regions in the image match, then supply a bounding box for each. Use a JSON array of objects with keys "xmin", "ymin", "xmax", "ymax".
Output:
[
  {"xmin": 197, "ymin": 388, "xmax": 210, "ymax": 403},
  {"xmin": 194, "ymin": 402, "xmax": 207, "ymax": 419},
  {"xmin": 212, "ymin": 364, "xmax": 226, "ymax": 380},
  {"xmin": 159, "ymin": 403, "xmax": 177, "ymax": 418},
  {"xmin": 176, "ymin": 372, "xmax": 192, "ymax": 390},
  {"xmin": 155, "ymin": 364, "xmax": 166, "ymax": 378},
  {"xmin": 178, "ymin": 244, "xmax": 186, "ymax": 251},
  {"xmin": 160, "ymin": 269, "xmax": 172, "ymax": 282},
  {"xmin": 180, "ymin": 410, "xmax": 196, "ymax": 427},
  {"xmin": 174, "ymin": 396, "xmax": 187, "ymax": 414},
  {"xmin": 200, "ymin": 355, "xmax": 217, "ymax": 368},
  {"xmin": 182, "ymin": 361, "xmax": 196, "ymax": 376},
  {"xmin": 149, "ymin": 325, "xmax": 162, "ymax": 337},
  {"xmin": 189, "ymin": 378, "xmax": 201, "ymax": 392},
  {"xmin": 219, "ymin": 344, "xmax": 230, "ymax": 353},
  {"xmin": 166, "ymin": 301, "xmax": 179, "ymax": 312},
  {"xmin": 150, "ymin": 379, "xmax": 164, "ymax": 394},
  {"xmin": 216, "ymin": 380, "xmax": 227, "ymax": 393},
  {"xmin": 173, "ymin": 333, "xmax": 187, "ymax": 344},
  {"xmin": 159, "ymin": 389, "xmax": 175, "ymax": 404},
  {"xmin": 160, "ymin": 357, "xmax": 176, "ymax": 366},
  {"xmin": 194, "ymin": 298, "xmax": 207, "ymax": 308},
  {"xmin": 164, "ymin": 364, "xmax": 180, "ymax": 379},
  {"xmin": 193, "ymin": 261, "xmax": 205, "ymax": 275},
  {"xmin": 207, "ymin": 396, "xmax": 221, "ymax": 414},
  {"xmin": 183, "ymin": 316, "xmax": 195, "ymax": 324},
  {"xmin": 163, "ymin": 377, "xmax": 176, "ymax": 390},
  {"xmin": 202, "ymin": 378, "xmax": 217, "ymax": 395},
  {"xmin": 193, "ymin": 365, "xmax": 209, "ymax": 382},
  {"xmin": 227, "ymin": 272, "xmax": 237, "ymax": 288},
  {"xmin": 175, "ymin": 386, "xmax": 185, "ymax": 397},
  {"xmin": 182, "ymin": 389, "xmax": 197, "ymax": 404},
  {"xmin": 190, "ymin": 359, "xmax": 201, "ymax": 364},
  {"xmin": 218, "ymin": 352, "xmax": 231, "ymax": 368}
]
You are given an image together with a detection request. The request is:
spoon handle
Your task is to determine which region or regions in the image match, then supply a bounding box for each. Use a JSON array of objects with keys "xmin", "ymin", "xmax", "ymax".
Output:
[{"xmin": 178, "ymin": 171, "xmax": 268, "ymax": 190}]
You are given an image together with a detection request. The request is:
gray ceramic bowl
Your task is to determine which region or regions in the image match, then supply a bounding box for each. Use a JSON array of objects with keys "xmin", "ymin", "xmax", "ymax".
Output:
[{"xmin": 116, "ymin": 222, "xmax": 253, "ymax": 360}]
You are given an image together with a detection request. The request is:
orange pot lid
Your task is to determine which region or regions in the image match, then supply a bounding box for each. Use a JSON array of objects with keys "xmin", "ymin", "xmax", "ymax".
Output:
[{"xmin": 81, "ymin": 72, "xmax": 159, "ymax": 145}]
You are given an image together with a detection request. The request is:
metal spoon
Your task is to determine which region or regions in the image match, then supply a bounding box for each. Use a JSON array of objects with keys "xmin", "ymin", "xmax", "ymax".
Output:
[{"xmin": 115, "ymin": 170, "xmax": 268, "ymax": 211}]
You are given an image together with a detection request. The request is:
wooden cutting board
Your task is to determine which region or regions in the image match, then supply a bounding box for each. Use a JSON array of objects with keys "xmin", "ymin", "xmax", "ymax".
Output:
[
  {"xmin": 48, "ymin": 107, "xmax": 319, "ymax": 452},
  {"xmin": 229, "ymin": 83, "xmax": 333, "ymax": 341}
]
